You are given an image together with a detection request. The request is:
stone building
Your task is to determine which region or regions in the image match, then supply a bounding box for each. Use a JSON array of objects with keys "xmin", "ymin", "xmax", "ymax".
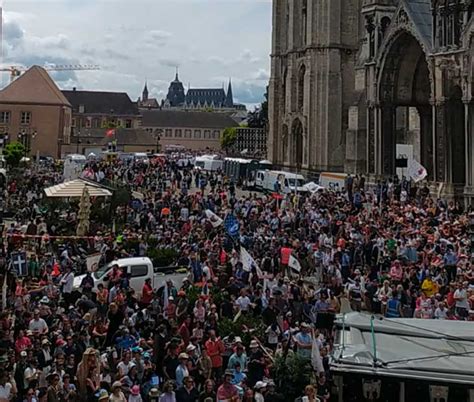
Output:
[
  {"xmin": 269, "ymin": 0, "xmax": 473, "ymax": 198},
  {"xmin": 162, "ymin": 71, "xmax": 246, "ymax": 113},
  {"xmin": 141, "ymin": 110, "xmax": 239, "ymax": 151},
  {"xmin": 62, "ymin": 88, "xmax": 141, "ymax": 132},
  {"xmin": 61, "ymin": 128, "xmax": 159, "ymax": 156},
  {"xmin": 137, "ymin": 82, "xmax": 159, "ymax": 110},
  {"xmin": 0, "ymin": 66, "xmax": 72, "ymax": 158}
]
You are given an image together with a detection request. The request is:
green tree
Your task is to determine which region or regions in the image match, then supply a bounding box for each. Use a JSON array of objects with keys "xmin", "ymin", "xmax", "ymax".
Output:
[
  {"xmin": 220, "ymin": 127, "xmax": 237, "ymax": 154},
  {"xmin": 247, "ymin": 86, "xmax": 268, "ymax": 129},
  {"xmin": 272, "ymin": 353, "xmax": 313, "ymax": 400},
  {"xmin": 3, "ymin": 142, "xmax": 25, "ymax": 167}
]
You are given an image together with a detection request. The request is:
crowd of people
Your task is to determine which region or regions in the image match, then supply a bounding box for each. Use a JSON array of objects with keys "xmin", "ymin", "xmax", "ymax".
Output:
[{"xmin": 0, "ymin": 153, "xmax": 473, "ymax": 402}]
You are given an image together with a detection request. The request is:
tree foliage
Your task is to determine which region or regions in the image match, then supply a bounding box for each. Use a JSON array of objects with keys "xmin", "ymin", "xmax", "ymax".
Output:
[
  {"xmin": 3, "ymin": 142, "xmax": 25, "ymax": 167},
  {"xmin": 272, "ymin": 353, "xmax": 313, "ymax": 400},
  {"xmin": 220, "ymin": 127, "xmax": 237, "ymax": 152},
  {"xmin": 247, "ymin": 87, "xmax": 268, "ymax": 129}
]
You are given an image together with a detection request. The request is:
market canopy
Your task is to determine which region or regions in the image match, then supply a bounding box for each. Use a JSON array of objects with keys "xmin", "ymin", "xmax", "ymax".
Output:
[{"xmin": 44, "ymin": 179, "xmax": 112, "ymax": 198}]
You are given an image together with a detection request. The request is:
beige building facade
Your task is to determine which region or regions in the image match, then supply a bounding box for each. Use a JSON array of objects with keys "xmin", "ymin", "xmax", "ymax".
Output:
[
  {"xmin": 269, "ymin": 0, "xmax": 474, "ymax": 198},
  {"xmin": 142, "ymin": 110, "xmax": 239, "ymax": 151},
  {"xmin": 0, "ymin": 66, "xmax": 72, "ymax": 158}
]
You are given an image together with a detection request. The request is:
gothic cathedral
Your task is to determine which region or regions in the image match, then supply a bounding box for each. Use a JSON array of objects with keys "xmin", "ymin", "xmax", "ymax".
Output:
[{"xmin": 268, "ymin": 0, "xmax": 474, "ymax": 198}]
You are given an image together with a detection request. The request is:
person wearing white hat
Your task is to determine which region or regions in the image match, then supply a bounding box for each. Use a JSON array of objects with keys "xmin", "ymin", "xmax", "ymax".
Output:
[
  {"xmin": 175, "ymin": 353, "xmax": 189, "ymax": 388},
  {"xmin": 254, "ymin": 381, "xmax": 267, "ymax": 402}
]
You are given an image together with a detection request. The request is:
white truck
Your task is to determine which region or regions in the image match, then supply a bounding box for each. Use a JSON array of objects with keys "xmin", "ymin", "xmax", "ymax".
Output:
[
  {"xmin": 319, "ymin": 172, "xmax": 347, "ymax": 192},
  {"xmin": 255, "ymin": 170, "xmax": 308, "ymax": 194},
  {"xmin": 194, "ymin": 155, "xmax": 223, "ymax": 172},
  {"xmin": 73, "ymin": 257, "xmax": 189, "ymax": 297}
]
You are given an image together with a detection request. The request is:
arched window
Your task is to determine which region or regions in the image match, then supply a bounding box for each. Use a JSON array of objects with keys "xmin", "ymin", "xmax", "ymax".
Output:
[
  {"xmin": 282, "ymin": 68, "xmax": 287, "ymax": 113},
  {"xmin": 298, "ymin": 65, "xmax": 306, "ymax": 111}
]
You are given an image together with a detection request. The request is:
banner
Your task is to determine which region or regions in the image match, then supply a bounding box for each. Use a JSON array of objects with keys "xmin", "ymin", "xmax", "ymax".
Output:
[
  {"xmin": 240, "ymin": 247, "xmax": 263, "ymax": 278},
  {"xmin": 288, "ymin": 254, "xmax": 302, "ymax": 273},
  {"xmin": 86, "ymin": 253, "xmax": 102, "ymax": 272},
  {"xmin": 205, "ymin": 209, "xmax": 223, "ymax": 228},
  {"xmin": 407, "ymin": 159, "xmax": 427, "ymax": 183},
  {"xmin": 224, "ymin": 213, "xmax": 240, "ymax": 238},
  {"xmin": 11, "ymin": 252, "xmax": 28, "ymax": 276}
]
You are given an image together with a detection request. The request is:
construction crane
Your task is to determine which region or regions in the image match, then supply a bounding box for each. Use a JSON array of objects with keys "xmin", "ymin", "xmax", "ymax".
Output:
[{"xmin": 0, "ymin": 64, "xmax": 101, "ymax": 83}]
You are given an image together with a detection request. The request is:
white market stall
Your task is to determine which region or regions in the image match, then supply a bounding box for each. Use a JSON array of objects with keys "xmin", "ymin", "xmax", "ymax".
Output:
[{"xmin": 44, "ymin": 179, "xmax": 112, "ymax": 198}]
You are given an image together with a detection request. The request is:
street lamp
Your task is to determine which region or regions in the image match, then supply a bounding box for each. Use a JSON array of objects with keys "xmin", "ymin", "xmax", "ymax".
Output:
[
  {"xmin": 76, "ymin": 130, "xmax": 82, "ymax": 154},
  {"xmin": 155, "ymin": 129, "xmax": 163, "ymax": 153}
]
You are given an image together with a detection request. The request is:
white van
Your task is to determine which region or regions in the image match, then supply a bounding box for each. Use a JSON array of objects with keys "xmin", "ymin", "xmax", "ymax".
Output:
[
  {"xmin": 73, "ymin": 257, "xmax": 189, "ymax": 297},
  {"xmin": 319, "ymin": 172, "xmax": 347, "ymax": 191},
  {"xmin": 255, "ymin": 170, "xmax": 308, "ymax": 194},
  {"xmin": 194, "ymin": 155, "xmax": 223, "ymax": 172}
]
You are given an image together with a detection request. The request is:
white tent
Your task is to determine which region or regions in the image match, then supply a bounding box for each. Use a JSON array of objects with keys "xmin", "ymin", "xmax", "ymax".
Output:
[{"xmin": 44, "ymin": 179, "xmax": 112, "ymax": 198}]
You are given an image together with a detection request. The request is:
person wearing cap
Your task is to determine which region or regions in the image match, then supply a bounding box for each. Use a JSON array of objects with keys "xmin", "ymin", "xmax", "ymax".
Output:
[
  {"xmin": 294, "ymin": 323, "xmax": 313, "ymax": 359},
  {"xmin": 175, "ymin": 353, "xmax": 189, "ymax": 388},
  {"xmin": 37, "ymin": 339, "xmax": 53, "ymax": 371},
  {"xmin": 110, "ymin": 381, "xmax": 126, "ymax": 402},
  {"xmin": 97, "ymin": 389, "xmax": 109, "ymax": 402},
  {"xmin": 227, "ymin": 343, "xmax": 247, "ymax": 372},
  {"xmin": 247, "ymin": 340, "xmax": 265, "ymax": 388},
  {"xmin": 254, "ymin": 381, "xmax": 266, "ymax": 402},
  {"xmin": 216, "ymin": 370, "xmax": 239, "ymax": 402}
]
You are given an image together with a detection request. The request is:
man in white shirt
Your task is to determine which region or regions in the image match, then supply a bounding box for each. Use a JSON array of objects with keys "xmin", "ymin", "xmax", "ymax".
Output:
[
  {"xmin": 60, "ymin": 266, "xmax": 74, "ymax": 307},
  {"xmin": 454, "ymin": 281, "xmax": 469, "ymax": 319},
  {"xmin": 235, "ymin": 290, "xmax": 252, "ymax": 312},
  {"xmin": 434, "ymin": 302, "xmax": 448, "ymax": 319},
  {"xmin": 28, "ymin": 310, "xmax": 48, "ymax": 335}
]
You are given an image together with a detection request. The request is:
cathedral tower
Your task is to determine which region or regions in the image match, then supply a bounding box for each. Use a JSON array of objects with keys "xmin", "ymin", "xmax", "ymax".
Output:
[{"xmin": 268, "ymin": 0, "xmax": 363, "ymax": 172}]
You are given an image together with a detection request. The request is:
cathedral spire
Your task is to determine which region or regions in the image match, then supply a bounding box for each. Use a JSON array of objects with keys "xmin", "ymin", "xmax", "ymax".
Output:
[
  {"xmin": 225, "ymin": 78, "xmax": 233, "ymax": 108},
  {"xmin": 142, "ymin": 80, "xmax": 149, "ymax": 101},
  {"xmin": 175, "ymin": 66, "xmax": 180, "ymax": 82}
]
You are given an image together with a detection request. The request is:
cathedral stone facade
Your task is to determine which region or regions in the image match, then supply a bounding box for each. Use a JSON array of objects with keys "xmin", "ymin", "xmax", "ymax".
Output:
[{"xmin": 269, "ymin": 0, "xmax": 474, "ymax": 198}]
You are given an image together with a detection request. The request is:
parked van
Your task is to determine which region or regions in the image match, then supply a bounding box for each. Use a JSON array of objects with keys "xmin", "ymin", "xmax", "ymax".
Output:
[
  {"xmin": 194, "ymin": 155, "xmax": 223, "ymax": 172},
  {"xmin": 255, "ymin": 170, "xmax": 308, "ymax": 194},
  {"xmin": 319, "ymin": 172, "xmax": 347, "ymax": 191},
  {"xmin": 73, "ymin": 257, "xmax": 189, "ymax": 297}
]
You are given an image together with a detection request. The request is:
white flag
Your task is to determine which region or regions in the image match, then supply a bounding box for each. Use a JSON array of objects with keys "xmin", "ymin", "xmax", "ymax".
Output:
[
  {"xmin": 311, "ymin": 336, "xmax": 324, "ymax": 373},
  {"xmin": 205, "ymin": 209, "xmax": 223, "ymax": 228},
  {"xmin": 408, "ymin": 159, "xmax": 427, "ymax": 183},
  {"xmin": 240, "ymin": 247, "xmax": 263, "ymax": 278},
  {"xmin": 288, "ymin": 254, "xmax": 302, "ymax": 273},
  {"xmin": 86, "ymin": 253, "xmax": 102, "ymax": 272}
]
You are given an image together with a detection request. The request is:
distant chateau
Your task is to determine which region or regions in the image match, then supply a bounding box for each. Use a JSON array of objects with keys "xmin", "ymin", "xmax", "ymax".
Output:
[{"xmin": 138, "ymin": 70, "xmax": 246, "ymax": 114}]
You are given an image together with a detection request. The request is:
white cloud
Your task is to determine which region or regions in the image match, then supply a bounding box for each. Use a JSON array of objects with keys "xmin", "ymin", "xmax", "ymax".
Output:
[{"xmin": 0, "ymin": 1, "xmax": 272, "ymax": 106}]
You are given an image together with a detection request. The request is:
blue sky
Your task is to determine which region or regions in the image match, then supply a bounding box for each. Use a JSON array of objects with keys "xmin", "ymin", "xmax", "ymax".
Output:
[{"xmin": 0, "ymin": 0, "xmax": 272, "ymax": 108}]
